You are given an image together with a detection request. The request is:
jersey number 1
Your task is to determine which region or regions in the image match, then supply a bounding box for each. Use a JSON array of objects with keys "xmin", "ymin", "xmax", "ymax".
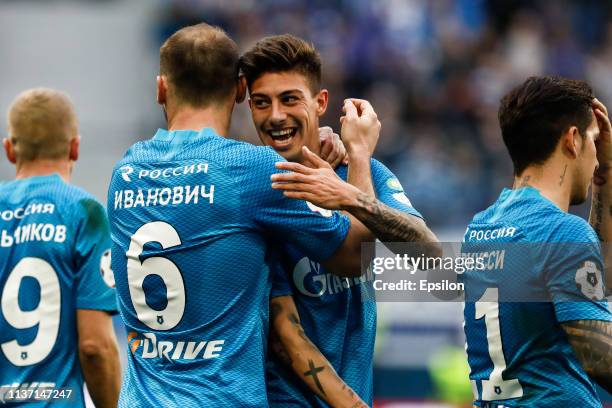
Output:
[{"xmin": 475, "ymin": 288, "xmax": 523, "ymax": 400}]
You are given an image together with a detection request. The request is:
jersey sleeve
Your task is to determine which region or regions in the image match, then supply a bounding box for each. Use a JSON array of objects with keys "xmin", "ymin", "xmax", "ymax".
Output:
[
  {"xmin": 268, "ymin": 247, "xmax": 294, "ymax": 298},
  {"xmin": 544, "ymin": 218, "xmax": 611, "ymax": 323},
  {"xmin": 72, "ymin": 198, "xmax": 117, "ymax": 312},
  {"xmin": 244, "ymin": 148, "xmax": 350, "ymax": 263},
  {"xmin": 371, "ymin": 159, "xmax": 422, "ymax": 218}
]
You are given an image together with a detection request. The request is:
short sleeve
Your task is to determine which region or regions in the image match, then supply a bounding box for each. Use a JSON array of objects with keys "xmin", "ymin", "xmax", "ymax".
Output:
[
  {"xmin": 245, "ymin": 148, "xmax": 350, "ymax": 263},
  {"xmin": 371, "ymin": 159, "xmax": 422, "ymax": 218},
  {"xmin": 73, "ymin": 198, "xmax": 118, "ymax": 312},
  {"xmin": 268, "ymin": 248, "xmax": 294, "ymax": 298},
  {"xmin": 545, "ymin": 219, "xmax": 611, "ymax": 323}
]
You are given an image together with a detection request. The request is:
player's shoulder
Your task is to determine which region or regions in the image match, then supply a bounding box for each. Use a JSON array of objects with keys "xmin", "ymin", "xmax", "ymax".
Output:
[
  {"xmin": 54, "ymin": 182, "xmax": 107, "ymax": 226},
  {"xmin": 234, "ymin": 143, "xmax": 285, "ymax": 165},
  {"xmin": 548, "ymin": 212, "xmax": 598, "ymax": 244},
  {"xmin": 370, "ymin": 158, "xmax": 405, "ymax": 189}
]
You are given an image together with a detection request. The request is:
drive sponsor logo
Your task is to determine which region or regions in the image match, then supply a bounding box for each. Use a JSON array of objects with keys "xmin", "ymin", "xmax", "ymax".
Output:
[{"xmin": 127, "ymin": 332, "xmax": 225, "ymax": 362}]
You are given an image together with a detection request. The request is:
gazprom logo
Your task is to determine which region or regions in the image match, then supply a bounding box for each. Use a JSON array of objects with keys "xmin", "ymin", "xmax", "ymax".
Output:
[
  {"xmin": 292, "ymin": 257, "xmax": 367, "ymax": 297},
  {"xmin": 119, "ymin": 165, "xmax": 134, "ymax": 182}
]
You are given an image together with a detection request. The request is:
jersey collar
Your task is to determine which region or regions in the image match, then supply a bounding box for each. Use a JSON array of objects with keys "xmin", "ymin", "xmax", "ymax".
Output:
[{"xmin": 152, "ymin": 128, "xmax": 218, "ymax": 142}]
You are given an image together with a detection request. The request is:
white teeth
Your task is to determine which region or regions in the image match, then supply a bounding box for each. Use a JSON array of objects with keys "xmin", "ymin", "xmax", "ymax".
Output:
[{"xmin": 270, "ymin": 128, "xmax": 294, "ymax": 137}]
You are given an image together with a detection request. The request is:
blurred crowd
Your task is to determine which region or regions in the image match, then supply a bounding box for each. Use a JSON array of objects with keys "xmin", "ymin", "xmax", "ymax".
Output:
[{"xmin": 155, "ymin": 0, "xmax": 612, "ymax": 227}]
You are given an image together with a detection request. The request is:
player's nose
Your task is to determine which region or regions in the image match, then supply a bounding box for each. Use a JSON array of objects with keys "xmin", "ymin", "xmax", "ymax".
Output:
[{"xmin": 269, "ymin": 101, "xmax": 287, "ymax": 124}]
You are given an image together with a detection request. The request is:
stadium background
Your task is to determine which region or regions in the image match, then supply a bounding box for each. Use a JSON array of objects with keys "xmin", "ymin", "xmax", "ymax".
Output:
[{"xmin": 0, "ymin": 0, "xmax": 610, "ymax": 406}]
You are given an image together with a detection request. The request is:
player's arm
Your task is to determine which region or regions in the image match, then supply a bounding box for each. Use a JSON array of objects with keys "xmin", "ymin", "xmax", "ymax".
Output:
[
  {"xmin": 77, "ymin": 310, "xmax": 121, "ymax": 408},
  {"xmin": 315, "ymin": 114, "xmax": 438, "ymax": 250},
  {"xmin": 72, "ymin": 199, "xmax": 121, "ymax": 407},
  {"xmin": 273, "ymin": 100, "xmax": 439, "ymax": 275},
  {"xmin": 589, "ymin": 99, "xmax": 612, "ymax": 292},
  {"xmin": 270, "ymin": 296, "xmax": 368, "ymax": 408},
  {"xmin": 561, "ymin": 319, "xmax": 612, "ymax": 391},
  {"xmin": 272, "ymin": 150, "xmax": 440, "ymax": 261}
]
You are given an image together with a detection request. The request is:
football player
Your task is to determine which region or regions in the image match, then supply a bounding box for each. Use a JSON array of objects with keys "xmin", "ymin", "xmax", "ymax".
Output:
[
  {"xmin": 461, "ymin": 77, "xmax": 611, "ymax": 406},
  {"xmin": 0, "ymin": 88, "xmax": 121, "ymax": 407},
  {"xmin": 107, "ymin": 23, "xmax": 400, "ymax": 407},
  {"xmin": 240, "ymin": 34, "xmax": 439, "ymax": 407}
]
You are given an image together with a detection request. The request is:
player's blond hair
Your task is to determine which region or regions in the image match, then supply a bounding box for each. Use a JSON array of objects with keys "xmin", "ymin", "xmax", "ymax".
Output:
[{"xmin": 7, "ymin": 88, "xmax": 77, "ymax": 162}]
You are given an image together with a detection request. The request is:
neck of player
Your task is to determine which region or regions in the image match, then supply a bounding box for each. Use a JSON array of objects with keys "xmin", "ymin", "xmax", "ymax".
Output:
[
  {"xmin": 512, "ymin": 159, "xmax": 574, "ymax": 212},
  {"xmin": 166, "ymin": 102, "xmax": 232, "ymax": 137},
  {"xmin": 15, "ymin": 160, "xmax": 72, "ymax": 182}
]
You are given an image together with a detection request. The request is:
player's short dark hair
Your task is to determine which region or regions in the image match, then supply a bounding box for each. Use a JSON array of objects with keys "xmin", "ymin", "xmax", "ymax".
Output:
[
  {"xmin": 498, "ymin": 76, "xmax": 594, "ymax": 176},
  {"xmin": 239, "ymin": 34, "xmax": 321, "ymax": 94},
  {"xmin": 160, "ymin": 23, "xmax": 239, "ymax": 107}
]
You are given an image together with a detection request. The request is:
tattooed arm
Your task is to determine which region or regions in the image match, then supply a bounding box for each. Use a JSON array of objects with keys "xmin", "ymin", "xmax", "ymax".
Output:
[
  {"xmin": 589, "ymin": 99, "xmax": 612, "ymax": 293},
  {"xmin": 272, "ymin": 148, "xmax": 441, "ymax": 277},
  {"xmin": 561, "ymin": 319, "xmax": 612, "ymax": 391},
  {"xmin": 269, "ymin": 296, "xmax": 369, "ymax": 408}
]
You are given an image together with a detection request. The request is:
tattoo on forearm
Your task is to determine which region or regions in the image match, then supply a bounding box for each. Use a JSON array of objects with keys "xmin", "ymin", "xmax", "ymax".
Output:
[
  {"xmin": 560, "ymin": 165, "xmax": 567, "ymax": 186},
  {"xmin": 289, "ymin": 313, "xmax": 312, "ymax": 344},
  {"xmin": 270, "ymin": 301, "xmax": 283, "ymax": 322},
  {"xmin": 269, "ymin": 301, "xmax": 293, "ymax": 366},
  {"xmin": 563, "ymin": 320, "xmax": 612, "ymax": 391},
  {"xmin": 353, "ymin": 193, "xmax": 426, "ymax": 242},
  {"xmin": 592, "ymin": 192, "xmax": 603, "ymax": 241},
  {"xmin": 285, "ymin": 310, "xmax": 365, "ymax": 404},
  {"xmin": 304, "ymin": 359, "xmax": 326, "ymax": 396}
]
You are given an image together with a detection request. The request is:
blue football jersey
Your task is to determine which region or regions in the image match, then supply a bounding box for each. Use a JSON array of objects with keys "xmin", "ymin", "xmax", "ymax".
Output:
[
  {"xmin": 267, "ymin": 160, "xmax": 422, "ymax": 407},
  {"xmin": 0, "ymin": 174, "xmax": 117, "ymax": 407},
  {"xmin": 462, "ymin": 187, "xmax": 611, "ymax": 407},
  {"xmin": 107, "ymin": 128, "xmax": 350, "ymax": 407}
]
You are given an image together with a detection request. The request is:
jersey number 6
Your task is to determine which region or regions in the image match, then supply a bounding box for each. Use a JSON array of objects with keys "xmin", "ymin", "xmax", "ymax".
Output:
[{"xmin": 127, "ymin": 221, "xmax": 186, "ymax": 330}]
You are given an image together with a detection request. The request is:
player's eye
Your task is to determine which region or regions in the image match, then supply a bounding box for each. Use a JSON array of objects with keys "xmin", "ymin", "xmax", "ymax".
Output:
[
  {"xmin": 252, "ymin": 99, "xmax": 270, "ymax": 108},
  {"xmin": 282, "ymin": 95, "xmax": 299, "ymax": 104}
]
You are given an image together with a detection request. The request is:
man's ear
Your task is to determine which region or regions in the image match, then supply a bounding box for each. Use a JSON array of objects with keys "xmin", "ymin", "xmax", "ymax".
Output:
[
  {"xmin": 3, "ymin": 138, "xmax": 16, "ymax": 164},
  {"xmin": 157, "ymin": 75, "xmax": 167, "ymax": 105},
  {"xmin": 316, "ymin": 89, "xmax": 329, "ymax": 117},
  {"xmin": 563, "ymin": 126, "xmax": 581, "ymax": 159},
  {"xmin": 69, "ymin": 135, "xmax": 80, "ymax": 162},
  {"xmin": 236, "ymin": 76, "xmax": 247, "ymax": 104}
]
